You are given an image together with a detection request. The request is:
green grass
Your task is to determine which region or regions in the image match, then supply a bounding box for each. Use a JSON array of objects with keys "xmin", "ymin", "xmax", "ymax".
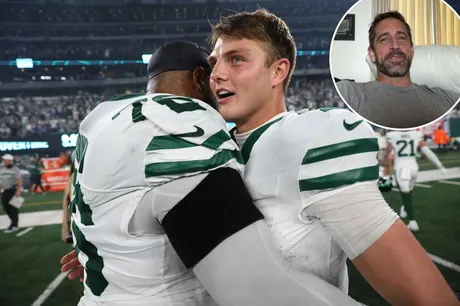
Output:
[
  {"xmin": 0, "ymin": 152, "xmax": 459, "ymax": 305},
  {"xmin": 0, "ymin": 225, "xmax": 79, "ymax": 306},
  {"xmin": 418, "ymin": 151, "xmax": 460, "ymax": 171},
  {"xmin": 347, "ymin": 178, "xmax": 460, "ymax": 305},
  {"xmin": 0, "ymin": 192, "xmax": 63, "ymax": 215}
]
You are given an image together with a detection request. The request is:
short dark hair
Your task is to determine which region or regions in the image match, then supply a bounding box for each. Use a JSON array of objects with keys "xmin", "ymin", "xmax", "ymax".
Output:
[
  {"xmin": 368, "ymin": 11, "xmax": 413, "ymax": 50},
  {"xmin": 208, "ymin": 9, "xmax": 296, "ymax": 91}
]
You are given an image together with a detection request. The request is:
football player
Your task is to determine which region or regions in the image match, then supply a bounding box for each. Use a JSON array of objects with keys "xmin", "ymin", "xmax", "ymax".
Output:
[
  {"xmin": 377, "ymin": 129, "xmax": 393, "ymax": 192},
  {"xmin": 208, "ymin": 9, "xmax": 459, "ymax": 305},
  {"xmin": 63, "ymin": 41, "xmax": 362, "ymax": 306},
  {"xmin": 385, "ymin": 130, "xmax": 447, "ymax": 231}
]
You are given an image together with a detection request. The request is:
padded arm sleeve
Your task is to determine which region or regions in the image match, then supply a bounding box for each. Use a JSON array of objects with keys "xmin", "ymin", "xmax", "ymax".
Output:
[
  {"xmin": 301, "ymin": 181, "xmax": 399, "ymax": 259},
  {"xmin": 160, "ymin": 168, "xmax": 362, "ymax": 306}
]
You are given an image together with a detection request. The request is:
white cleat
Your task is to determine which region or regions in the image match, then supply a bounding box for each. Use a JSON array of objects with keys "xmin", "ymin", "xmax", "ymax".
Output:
[
  {"xmin": 407, "ymin": 220, "xmax": 419, "ymax": 232},
  {"xmin": 400, "ymin": 206, "xmax": 407, "ymax": 218}
]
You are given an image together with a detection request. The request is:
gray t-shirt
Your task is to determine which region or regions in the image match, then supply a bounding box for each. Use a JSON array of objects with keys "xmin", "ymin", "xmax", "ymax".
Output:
[
  {"xmin": 336, "ymin": 80, "xmax": 460, "ymax": 128},
  {"xmin": 0, "ymin": 165, "xmax": 21, "ymax": 190}
]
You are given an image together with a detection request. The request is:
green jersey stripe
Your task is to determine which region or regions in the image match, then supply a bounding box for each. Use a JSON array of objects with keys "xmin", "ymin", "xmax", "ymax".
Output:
[
  {"xmin": 69, "ymin": 173, "xmax": 78, "ymax": 214},
  {"xmin": 146, "ymin": 129, "xmax": 232, "ymax": 151},
  {"xmin": 75, "ymin": 134, "xmax": 88, "ymax": 174},
  {"xmin": 299, "ymin": 165, "xmax": 379, "ymax": 191},
  {"xmin": 145, "ymin": 150, "xmax": 239, "ymax": 177},
  {"xmin": 131, "ymin": 98, "xmax": 148, "ymax": 122},
  {"xmin": 302, "ymin": 138, "xmax": 378, "ymax": 165},
  {"xmin": 72, "ymin": 221, "xmax": 108, "ymax": 296},
  {"xmin": 152, "ymin": 95, "xmax": 206, "ymax": 113},
  {"xmin": 71, "ymin": 182, "xmax": 94, "ymax": 225},
  {"xmin": 319, "ymin": 107, "xmax": 338, "ymax": 112},
  {"xmin": 202, "ymin": 129, "xmax": 232, "ymax": 150},
  {"xmin": 241, "ymin": 117, "xmax": 283, "ymax": 164},
  {"xmin": 146, "ymin": 135, "xmax": 196, "ymax": 151}
]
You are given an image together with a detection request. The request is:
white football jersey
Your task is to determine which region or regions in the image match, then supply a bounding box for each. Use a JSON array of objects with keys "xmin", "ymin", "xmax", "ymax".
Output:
[
  {"xmin": 234, "ymin": 108, "xmax": 379, "ymax": 292},
  {"xmin": 386, "ymin": 130, "xmax": 423, "ymax": 169},
  {"xmin": 71, "ymin": 93, "xmax": 242, "ymax": 305}
]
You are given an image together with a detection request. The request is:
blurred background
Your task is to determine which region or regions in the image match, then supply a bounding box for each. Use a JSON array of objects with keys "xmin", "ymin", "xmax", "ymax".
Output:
[{"xmin": 0, "ymin": 0, "xmax": 459, "ymax": 305}]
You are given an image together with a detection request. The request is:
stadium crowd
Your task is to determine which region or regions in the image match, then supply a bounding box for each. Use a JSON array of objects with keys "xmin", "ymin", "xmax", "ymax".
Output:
[
  {"xmin": 2, "ymin": 34, "xmax": 332, "ymax": 60},
  {"xmin": 0, "ymin": 1, "xmax": 348, "ymax": 23},
  {"xmin": 0, "ymin": 55, "xmax": 329, "ymax": 83},
  {"xmin": 1, "ymin": 1, "xmax": 347, "ymax": 60},
  {"xmin": 0, "ymin": 77, "xmax": 343, "ymax": 138}
]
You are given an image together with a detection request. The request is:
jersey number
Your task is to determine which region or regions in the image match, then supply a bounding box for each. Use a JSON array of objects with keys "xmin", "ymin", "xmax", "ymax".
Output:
[
  {"xmin": 396, "ymin": 140, "xmax": 416, "ymax": 157},
  {"xmin": 70, "ymin": 134, "xmax": 109, "ymax": 296}
]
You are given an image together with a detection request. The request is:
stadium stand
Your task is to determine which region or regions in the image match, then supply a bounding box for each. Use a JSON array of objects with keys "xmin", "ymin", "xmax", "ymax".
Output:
[
  {"xmin": 1, "ymin": 2, "xmax": 459, "ymax": 306},
  {"xmin": 0, "ymin": 0, "xmax": 356, "ymax": 139},
  {"xmin": 0, "ymin": 77, "xmax": 343, "ymax": 138}
]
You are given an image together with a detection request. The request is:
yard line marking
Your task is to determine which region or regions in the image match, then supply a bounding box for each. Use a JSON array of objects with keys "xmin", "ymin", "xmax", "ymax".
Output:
[
  {"xmin": 427, "ymin": 253, "xmax": 460, "ymax": 273},
  {"xmin": 391, "ymin": 185, "xmax": 431, "ymax": 191},
  {"xmin": 24, "ymin": 200, "xmax": 61, "ymax": 206},
  {"xmin": 17, "ymin": 227, "xmax": 34, "ymax": 237},
  {"xmin": 439, "ymin": 180, "xmax": 460, "ymax": 186},
  {"xmin": 31, "ymin": 271, "xmax": 69, "ymax": 306}
]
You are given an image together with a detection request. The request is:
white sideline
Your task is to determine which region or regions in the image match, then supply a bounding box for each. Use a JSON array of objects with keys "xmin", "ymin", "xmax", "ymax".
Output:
[
  {"xmin": 439, "ymin": 180, "xmax": 460, "ymax": 186},
  {"xmin": 427, "ymin": 253, "xmax": 460, "ymax": 273},
  {"xmin": 31, "ymin": 272, "xmax": 69, "ymax": 306},
  {"xmin": 16, "ymin": 227, "xmax": 34, "ymax": 237},
  {"xmin": 414, "ymin": 183, "xmax": 431, "ymax": 188}
]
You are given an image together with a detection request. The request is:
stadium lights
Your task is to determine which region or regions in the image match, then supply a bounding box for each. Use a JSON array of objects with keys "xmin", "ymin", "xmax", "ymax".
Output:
[
  {"xmin": 16, "ymin": 58, "xmax": 34, "ymax": 69},
  {"xmin": 142, "ymin": 54, "xmax": 151, "ymax": 64},
  {"xmin": 141, "ymin": 51, "xmax": 328, "ymax": 64},
  {"xmin": 3, "ymin": 51, "xmax": 330, "ymax": 68}
]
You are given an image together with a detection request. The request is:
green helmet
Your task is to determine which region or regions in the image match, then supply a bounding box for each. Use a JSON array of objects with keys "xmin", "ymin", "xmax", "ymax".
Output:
[{"xmin": 378, "ymin": 177, "xmax": 393, "ymax": 192}]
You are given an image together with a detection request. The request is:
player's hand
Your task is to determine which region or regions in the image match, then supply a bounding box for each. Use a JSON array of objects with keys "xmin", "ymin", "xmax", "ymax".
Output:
[
  {"xmin": 60, "ymin": 250, "xmax": 84, "ymax": 282},
  {"xmin": 440, "ymin": 167, "xmax": 448, "ymax": 175},
  {"xmin": 15, "ymin": 190, "xmax": 21, "ymax": 197}
]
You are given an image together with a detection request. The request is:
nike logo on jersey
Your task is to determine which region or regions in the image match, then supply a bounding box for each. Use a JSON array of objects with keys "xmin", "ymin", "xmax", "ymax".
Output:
[
  {"xmin": 343, "ymin": 119, "xmax": 363, "ymax": 131},
  {"xmin": 173, "ymin": 126, "xmax": 204, "ymax": 138}
]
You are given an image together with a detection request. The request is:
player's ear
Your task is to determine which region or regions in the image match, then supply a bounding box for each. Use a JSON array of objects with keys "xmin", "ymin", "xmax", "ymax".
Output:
[
  {"xmin": 368, "ymin": 46, "xmax": 376, "ymax": 63},
  {"xmin": 192, "ymin": 67, "xmax": 206, "ymax": 92},
  {"xmin": 270, "ymin": 58, "xmax": 290, "ymax": 88}
]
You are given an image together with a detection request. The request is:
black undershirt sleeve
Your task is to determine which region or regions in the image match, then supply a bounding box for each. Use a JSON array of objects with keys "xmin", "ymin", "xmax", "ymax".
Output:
[{"xmin": 161, "ymin": 167, "xmax": 264, "ymax": 268}]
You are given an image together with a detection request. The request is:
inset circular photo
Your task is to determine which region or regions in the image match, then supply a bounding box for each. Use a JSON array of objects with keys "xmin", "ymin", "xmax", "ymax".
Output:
[{"xmin": 330, "ymin": 0, "xmax": 460, "ymax": 130}]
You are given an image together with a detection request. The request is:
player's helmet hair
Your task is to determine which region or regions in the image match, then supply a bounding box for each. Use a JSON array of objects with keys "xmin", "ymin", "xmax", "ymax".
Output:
[
  {"xmin": 368, "ymin": 11, "xmax": 413, "ymax": 50},
  {"xmin": 208, "ymin": 9, "xmax": 297, "ymax": 92}
]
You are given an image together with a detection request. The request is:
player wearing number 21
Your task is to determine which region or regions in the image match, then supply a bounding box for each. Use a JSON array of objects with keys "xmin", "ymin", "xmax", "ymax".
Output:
[{"xmin": 385, "ymin": 130, "xmax": 447, "ymax": 231}]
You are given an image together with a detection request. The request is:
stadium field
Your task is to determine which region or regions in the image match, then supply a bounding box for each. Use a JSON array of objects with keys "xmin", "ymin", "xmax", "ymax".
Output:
[{"xmin": 1, "ymin": 152, "xmax": 459, "ymax": 306}]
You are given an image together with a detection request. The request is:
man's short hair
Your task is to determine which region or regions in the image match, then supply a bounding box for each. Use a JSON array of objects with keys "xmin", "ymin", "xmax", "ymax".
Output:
[
  {"xmin": 368, "ymin": 11, "xmax": 413, "ymax": 50},
  {"xmin": 208, "ymin": 9, "xmax": 297, "ymax": 91}
]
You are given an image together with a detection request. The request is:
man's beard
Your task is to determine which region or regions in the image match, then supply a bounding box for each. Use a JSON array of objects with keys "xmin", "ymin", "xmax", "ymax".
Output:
[
  {"xmin": 375, "ymin": 49, "xmax": 412, "ymax": 77},
  {"xmin": 6, "ymin": 164, "xmax": 13, "ymax": 168}
]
